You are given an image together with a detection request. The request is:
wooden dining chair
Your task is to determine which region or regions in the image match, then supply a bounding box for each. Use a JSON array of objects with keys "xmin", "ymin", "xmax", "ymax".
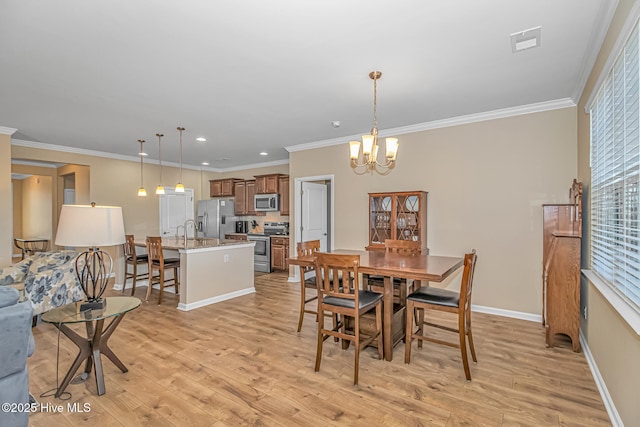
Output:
[
  {"xmin": 123, "ymin": 234, "xmax": 148, "ymax": 296},
  {"xmin": 404, "ymin": 250, "xmax": 478, "ymax": 381},
  {"xmin": 296, "ymin": 240, "xmax": 321, "ymax": 332},
  {"xmin": 314, "ymin": 253, "xmax": 383, "ymax": 386},
  {"xmin": 367, "ymin": 239, "xmax": 421, "ymax": 306},
  {"xmin": 145, "ymin": 236, "xmax": 180, "ymax": 304}
]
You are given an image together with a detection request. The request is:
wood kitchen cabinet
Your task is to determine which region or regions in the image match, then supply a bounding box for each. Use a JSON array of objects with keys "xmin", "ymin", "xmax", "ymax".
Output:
[
  {"xmin": 271, "ymin": 236, "xmax": 289, "ymax": 271},
  {"xmin": 542, "ymin": 179, "xmax": 582, "ymax": 352},
  {"xmin": 210, "ymin": 178, "xmax": 242, "ymax": 197},
  {"xmin": 254, "ymin": 174, "xmax": 287, "ymax": 194},
  {"xmin": 367, "ymin": 191, "xmax": 428, "ymax": 253},
  {"xmin": 278, "ymin": 175, "xmax": 290, "ymax": 216},
  {"xmin": 234, "ymin": 179, "xmax": 261, "ymax": 216}
]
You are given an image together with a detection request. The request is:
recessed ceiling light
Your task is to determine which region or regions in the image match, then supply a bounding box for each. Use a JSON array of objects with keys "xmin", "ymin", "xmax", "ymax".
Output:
[
  {"xmin": 215, "ymin": 157, "xmax": 230, "ymax": 161},
  {"xmin": 510, "ymin": 26, "xmax": 541, "ymax": 53},
  {"xmin": 196, "ymin": 137, "xmax": 206, "ymax": 142},
  {"xmin": 201, "ymin": 162, "xmax": 209, "ymax": 166},
  {"xmin": 331, "ymin": 121, "xmax": 341, "ymax": 128},
  {"xmin": 260, "ymin": 152, "xmax": 268, "ymax": 156},
  {"xmin": 139, "ymin": 152, "xmax": 148, "ymax": 156}
]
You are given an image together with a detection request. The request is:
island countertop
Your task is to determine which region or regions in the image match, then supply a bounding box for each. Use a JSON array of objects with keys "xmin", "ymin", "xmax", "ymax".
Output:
[{"xmin": 134, "ymin": 237, "xmax": 254, "ymax": 252}]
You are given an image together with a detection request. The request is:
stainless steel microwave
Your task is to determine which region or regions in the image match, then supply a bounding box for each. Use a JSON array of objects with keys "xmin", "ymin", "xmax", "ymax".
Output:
[{"xmin": 254, "ymin": 193, "xmax": 279, "ymax": 212}]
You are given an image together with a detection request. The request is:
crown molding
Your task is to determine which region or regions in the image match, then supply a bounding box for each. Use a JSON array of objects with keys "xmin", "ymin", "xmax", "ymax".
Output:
[
  {"xmin": 0, "ymin": 126, "xmax": 18, "ymax": 136},
  {"xmin": 285, "ymin": 98, "xmax": 576, "ymax": 153},
  {"xmin": 584, "ymin": 1, "xmax": 640, "ymax": 112},
  {"xmin": 10, "ymin": 138, "xmax": 288, "ymax": 172},
  {"xmin": 572, "ymin": 0, "xmax": 619, "ymax": 103}
]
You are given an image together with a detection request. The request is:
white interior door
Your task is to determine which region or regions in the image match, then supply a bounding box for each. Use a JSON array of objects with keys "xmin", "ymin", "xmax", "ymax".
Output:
[
  {"xmin": 301, "ymin": 182, "xmax": 327, "ymax": 251},
  {"xmin": 159, "ymin": 188, "xmax": 194, "ymax": 237}
]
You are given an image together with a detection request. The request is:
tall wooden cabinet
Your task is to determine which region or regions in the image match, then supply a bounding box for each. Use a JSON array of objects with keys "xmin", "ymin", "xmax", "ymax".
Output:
[
  {"xmin": 366, "ymin": 191, "xmax": 428, "ymax": 253},
  {"xmin": 542, "ymin": 179, "xmax": 582, "ymax": 352}
]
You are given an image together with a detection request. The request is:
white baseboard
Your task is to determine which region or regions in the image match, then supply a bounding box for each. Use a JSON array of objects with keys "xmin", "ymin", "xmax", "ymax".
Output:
[
  {"xmin": 471, "ymin": 304, "xmax": 543, "ymax": 323},
  {"xmin": 580, "ymin": 331, "xmax": 623, "ymax": 426},
  {"xmin": 177, "ymin": 287, "xmax": 256, "ymax": 311}
]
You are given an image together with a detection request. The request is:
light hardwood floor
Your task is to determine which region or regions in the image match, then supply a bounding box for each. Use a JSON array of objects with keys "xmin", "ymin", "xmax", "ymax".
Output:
[{"xmin": 26, "ymin": 272, "xmax": 610, "ymax": 426}]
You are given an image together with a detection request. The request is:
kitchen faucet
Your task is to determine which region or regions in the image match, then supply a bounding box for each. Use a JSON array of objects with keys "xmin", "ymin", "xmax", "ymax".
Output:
[{"xmin": 183, "ymin": 219, "xmax": 198, "ymax": 247}]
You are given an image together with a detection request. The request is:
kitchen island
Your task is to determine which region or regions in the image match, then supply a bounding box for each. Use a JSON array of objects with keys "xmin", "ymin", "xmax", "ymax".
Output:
[{"xmin": 134, "ymin": 237, "xmax": 255, "ymax": 311}]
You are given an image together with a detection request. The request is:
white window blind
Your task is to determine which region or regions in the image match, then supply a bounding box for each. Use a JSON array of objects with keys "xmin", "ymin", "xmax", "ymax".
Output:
[{"xmin": 590, "ymin": 21, "xmax": 640, "ymax": 312}]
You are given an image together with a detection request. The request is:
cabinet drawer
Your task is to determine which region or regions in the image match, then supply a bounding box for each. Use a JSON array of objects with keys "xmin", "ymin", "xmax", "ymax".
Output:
[{"xmin": 271, "ymin": 237, "xmax": 289, "ymax": 245}]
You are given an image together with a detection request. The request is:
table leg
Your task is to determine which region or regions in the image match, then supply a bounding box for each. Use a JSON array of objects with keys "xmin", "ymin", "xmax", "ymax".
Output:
[
  {"xmin": 99, "ymin": 314, "xmax": 128, "ymax": 373},
  {"xmin": 53, "ymin": 324, "xmax": 91, "ymax": 398},
  {"xmin": 51, "ymin": 314, "xmax": 130, "ymax": 397},
  {"xmin": 383, "ymin": 276, "xmax": 393, "ymax": 361},
  {"xmin": 91, "ymin": 319, "xmax": 106, "ymax": 395}
]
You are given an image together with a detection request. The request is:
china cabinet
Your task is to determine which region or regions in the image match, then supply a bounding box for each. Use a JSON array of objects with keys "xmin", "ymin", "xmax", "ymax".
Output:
[
  {"xmin": 542, "ymin": 179, "xmax": 582, "ymax": 352},
  {"xmin": 366, "ymin": 191, "xmax": 428, "ymax": 253}
]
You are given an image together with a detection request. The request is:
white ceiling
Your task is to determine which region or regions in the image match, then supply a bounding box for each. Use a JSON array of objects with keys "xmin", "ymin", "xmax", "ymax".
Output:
[{"xmin": 0, "ymin": 1, "xmax": 615, "ymax": 170}]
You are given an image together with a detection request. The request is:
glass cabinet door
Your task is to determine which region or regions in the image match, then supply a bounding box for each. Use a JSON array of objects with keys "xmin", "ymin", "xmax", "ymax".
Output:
[
  {"xmin": 395, "ymin": 194, "xmax": 420, "ymax": 242},
  {"xmin": 370, "ymin": 195, "xmax": 392, "ymax": 244}
]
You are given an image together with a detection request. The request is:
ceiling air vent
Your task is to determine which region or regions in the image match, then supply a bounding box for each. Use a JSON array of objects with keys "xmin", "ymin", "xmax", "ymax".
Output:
[{"xmin": 510, "ymin": 26, "xmax": 541, "ymax": 53}]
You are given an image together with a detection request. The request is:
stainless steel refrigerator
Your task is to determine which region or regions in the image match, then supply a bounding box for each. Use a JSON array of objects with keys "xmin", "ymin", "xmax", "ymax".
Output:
[{"xmin": 196, "ymin": 198, "xmax": 235, "ymax": 238}]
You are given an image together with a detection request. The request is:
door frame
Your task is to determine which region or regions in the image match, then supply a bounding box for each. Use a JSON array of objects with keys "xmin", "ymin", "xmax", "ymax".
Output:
[{"xmin": 291, "ymin": 174, "xmax": 334, "ymax": 282}]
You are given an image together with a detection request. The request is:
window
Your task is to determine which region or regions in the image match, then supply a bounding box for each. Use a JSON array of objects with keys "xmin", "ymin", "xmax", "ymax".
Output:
[{"xmin": 590, "ymin": 21, "xmax": 640, "ymax": 312}]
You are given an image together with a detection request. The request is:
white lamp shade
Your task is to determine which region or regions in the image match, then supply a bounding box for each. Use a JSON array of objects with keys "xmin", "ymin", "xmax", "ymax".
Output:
[
  {"xmin": 385, "ymin": 137, "xmax": 398, "ymax": 159},
  {"xmin": 55, "ymin": 204, "xmax": 126, "ymax": 247},
  {"xmin": 362, "ymin": 134, "xmax": 375, "ymax": 156},
  {"xmin": 349, "ymin": 141, "xmax": 361, "ymax": 160}
]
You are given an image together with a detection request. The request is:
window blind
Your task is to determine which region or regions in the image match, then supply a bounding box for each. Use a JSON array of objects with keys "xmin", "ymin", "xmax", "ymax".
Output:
[{"xmin": 590, "ymin": 22, "xmax": 640, "ymax": 312}]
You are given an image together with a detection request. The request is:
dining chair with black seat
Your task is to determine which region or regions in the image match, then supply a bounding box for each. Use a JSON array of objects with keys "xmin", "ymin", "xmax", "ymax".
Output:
[
  {"xmin": 404, "ymin": 250, "xmax": 478, "ymax": 381},
  {"xmin": 314, "ymin": 253, "xmax": 383, "ymax": 386},
  {"xmin": 366, "ymin": 239, "xmax": 421, "ymax": 306},
  {"xmin": 145, "ymin": 236, "xmax": 180, "ymax": 305},
  {"xmin": 295, "ymin": 240, "xmax": 322, "ymax": 332},
  {"xmin": 123, "ymin": 234, "xmax": 148, "ymax": 296}
]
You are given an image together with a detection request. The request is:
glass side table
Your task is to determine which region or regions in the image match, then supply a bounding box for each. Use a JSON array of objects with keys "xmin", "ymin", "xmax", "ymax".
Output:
[{"xmin": 41, "ymin": 296, "xmax": 141, "ymax": 398}]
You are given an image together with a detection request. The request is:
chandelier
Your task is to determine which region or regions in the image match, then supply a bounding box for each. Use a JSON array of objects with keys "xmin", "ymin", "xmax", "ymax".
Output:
[
  {"xmin": 137, "ymin": 139, "xmax": 147, "ymax": 197},
  {"xmin": 349, "ymin": 71, "xmax": 398, "ymax": 174}
]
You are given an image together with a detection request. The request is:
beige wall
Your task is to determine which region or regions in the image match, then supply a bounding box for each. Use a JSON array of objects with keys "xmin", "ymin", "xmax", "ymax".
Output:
[
  {"xmin": 0, "ymin": 134, "xmax": 12, "ymax": 267},
  {"xmin": 577, "ymin": 0, "xmax": 640, "ymax": 425},
  {"xmin": 21, "ymin": 175, "xmax": 53, "ymax": 240},
  {"xmin": 8, "ymin": 145, "xmax": 292, "ymax": 279},
  {"xmin": 291, "ymin": 107, "xmax": 577, "ymax": 315},
  {"xmin": 12, "ymin": 179, "xmax": 23, "ymax": 258}
]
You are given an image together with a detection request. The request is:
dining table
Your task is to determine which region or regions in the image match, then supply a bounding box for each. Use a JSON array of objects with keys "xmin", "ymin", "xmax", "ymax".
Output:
[{"xmin": 287, "ymin": 249, "xmax": 464, "ymax": 361}]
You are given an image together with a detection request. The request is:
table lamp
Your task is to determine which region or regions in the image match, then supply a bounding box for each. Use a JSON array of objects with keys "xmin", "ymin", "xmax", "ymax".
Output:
[{"xmin": 55, "ymin": 203, "xmax": 126, "ymax": 311}]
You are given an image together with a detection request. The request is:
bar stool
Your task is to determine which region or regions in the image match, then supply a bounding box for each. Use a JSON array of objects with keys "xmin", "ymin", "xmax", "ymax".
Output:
[
  {"xmin": 123, "ymin": 234, "xmax": 148, "ymax": 296},
  {"xmin": 145, "ymin": 237, "xmax": 180, "ymax": 304}
]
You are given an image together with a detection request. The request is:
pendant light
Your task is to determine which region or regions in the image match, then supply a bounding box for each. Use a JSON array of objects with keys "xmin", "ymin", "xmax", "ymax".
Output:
[
  {"xmin": 137, "ymin": 139, "xmax": 147, "ymax": 197},
  {"xmin": 155, "ymin": 133, "xmax": 165, "ymax": 195},
  {"xmin": 175, "ymin": 126, "xmax": 185, "ymax": 192}
]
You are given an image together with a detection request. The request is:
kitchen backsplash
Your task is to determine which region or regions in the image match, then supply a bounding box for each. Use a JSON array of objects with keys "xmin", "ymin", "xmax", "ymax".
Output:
[{"xmin": 244, "ymin": 214, "xmax": 289, "ymax": 234}]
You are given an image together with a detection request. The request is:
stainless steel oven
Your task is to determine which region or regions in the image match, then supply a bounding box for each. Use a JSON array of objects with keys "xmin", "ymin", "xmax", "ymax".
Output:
[{"xmin": 247, "ymin": 233, "xmax": 270, "ymax": 272}]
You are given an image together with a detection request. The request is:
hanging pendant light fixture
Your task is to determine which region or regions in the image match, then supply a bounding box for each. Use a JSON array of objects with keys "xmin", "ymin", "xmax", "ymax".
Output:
[
  {"xmin": 349, "ymin": 71, "xmax": 399, "ymax": 174},
  {"xmin": 137, "ymin": 139, "xmax": 147, "ymax": 197},
  {"xmin": 175, "ymin": 126, "xmax": 185, "ymax": 193},
  {"xmin": 155, "ymin": 133, "xmax": 165, "ymax": 195}
]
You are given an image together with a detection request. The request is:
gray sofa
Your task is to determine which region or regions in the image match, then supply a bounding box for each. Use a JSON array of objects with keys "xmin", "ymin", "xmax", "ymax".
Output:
[
  {"xmin": 0, "ymin": 251, "xmax": 85, "ymax": 316},
  {"xmin": 0, "ymin": 286, "xmax": 34, "ymax": 427}
]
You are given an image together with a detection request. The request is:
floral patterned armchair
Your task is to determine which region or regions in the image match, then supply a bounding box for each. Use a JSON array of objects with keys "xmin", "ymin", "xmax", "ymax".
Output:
[{"xmin": 0, "ymin": 251, "xmax": 85, "ymax": 316}]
